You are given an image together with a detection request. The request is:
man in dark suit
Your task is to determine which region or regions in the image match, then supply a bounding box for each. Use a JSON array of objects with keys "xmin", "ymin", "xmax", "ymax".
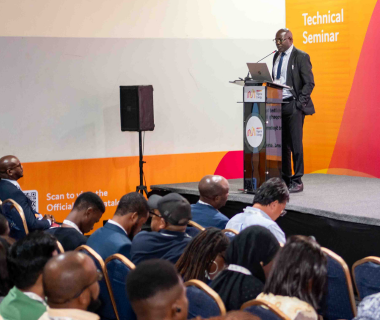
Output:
[
  {"xmin": 0, "ymin": 155, "xmax": 54, "ymax": 231},
  {"xmin": 272, "ymin": 28, "xmax": 315, "ymax": 193},
  {"xmin": 46, "ymin": 192, "xmax": 105, "ymax": 251},
  {"xmin": 86, "ymin": 192, "xmax": 149, "ymax": 261},
  {"xmin": 191, "ymin": 175, "xmax": 229, "ymax": 229}
]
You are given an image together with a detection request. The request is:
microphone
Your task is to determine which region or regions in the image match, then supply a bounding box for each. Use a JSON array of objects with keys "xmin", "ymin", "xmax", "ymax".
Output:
[{"xmin": 245, "ymin": 50, "xmax": 278, "ymax": 80}]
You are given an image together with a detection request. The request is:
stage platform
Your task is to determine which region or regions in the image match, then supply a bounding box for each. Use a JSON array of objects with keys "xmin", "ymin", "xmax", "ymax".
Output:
[{"xmin": 150, "ymin": 174, "xmax": 380, "ymax": 269}]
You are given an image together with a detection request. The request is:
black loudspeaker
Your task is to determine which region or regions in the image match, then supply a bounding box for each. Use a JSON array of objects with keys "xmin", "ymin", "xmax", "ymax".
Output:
[{"xmin": 120, "ymin": 85, "xmax": 155, "ymax": 131}]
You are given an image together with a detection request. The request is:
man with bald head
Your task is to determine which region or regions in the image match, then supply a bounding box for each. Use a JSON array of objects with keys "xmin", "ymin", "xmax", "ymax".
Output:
[
  {"xmin": 190, "ymin": 175, "xmax": 229, "ymax": 229},
  {"xmin": 0, "ymin": 155, "xmax": 54, "ymax": 232},
  {"xmin": 42, "ymin": 251, "xmax": 101, "ymax": 320},
  {"xmin": 272, "ymin": 28, "xmax": 315, "ymax": 193}
]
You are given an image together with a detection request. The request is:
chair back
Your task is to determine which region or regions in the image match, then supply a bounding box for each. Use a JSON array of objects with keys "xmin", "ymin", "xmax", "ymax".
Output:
[
  {"xmin": 241, "ymin": 299, "xmax": 291, "ymax": 320},
  {"xmin": 75, "ymin": 245, "xmax": 119, "ymax": 320},
  {"xmin": 320, "ymin": 247, "xmax": 357, "ymax": 320},
  {"xmin": 56, "ymin": 240, "xmax": 65, "ymax": 253},
  {"xmin": 222, "ymin": 228, "xmax": 238, "ymax": 240},
  {"xmin": 185, "ymin": 279, "xmax": 226, "ymax": 319},
  {"xmin": 188, "ymin": 220, "xmax": 205, "ymax": 231},
  {"xmin": 105, "ymin": 254, "xmax": 136, "ymax": 320},
  {"xmin": 353, "ymin": 256, "xmax": 380, "ymax": 300},
  {"xmin": 1, "ymin": 199, "xmax": 28, "ymax": 240}
]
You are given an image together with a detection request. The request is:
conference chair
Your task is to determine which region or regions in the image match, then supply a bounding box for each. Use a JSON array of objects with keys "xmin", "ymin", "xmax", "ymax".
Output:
[
  {"xmin": 188, "ymin": 220, "xmax": 205, "ymax": 231},
  {"xmin": 185, "ymin": 279, "xmax": 226, "ymax": 319},
  {"xmin": 1, "ymin": 199, "xmax": 29, "ymax": 240},
  {"xmin": 352, "ymin": 256, "xmax": 380, "ymax": 300},
  {"xmin": 56, "ymin": 240, "xmax": 65, "ymax": 254},
  {"xmin": 105, "ymin": 254, "xmax": 136, "ymax": 320},
  {"xmin": 222, "ymin": 228, "xmax": 238, "ymax": 240},
  {"xmin": 241, "ymin": 299, "xmax": 291, "ymax": 320},
  {"xmin": 75, "ymin": 245, "xmax": 119, "ymax": 320},
  {"xmin": 319, "ymin": 247, "xmax": 357, "ymax": 320}
]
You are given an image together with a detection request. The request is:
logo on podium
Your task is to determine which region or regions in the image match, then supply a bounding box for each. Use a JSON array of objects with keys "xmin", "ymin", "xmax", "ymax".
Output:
[{"xmin": 245, "ymin": 115, "xmax": 264, "ymax": 149}]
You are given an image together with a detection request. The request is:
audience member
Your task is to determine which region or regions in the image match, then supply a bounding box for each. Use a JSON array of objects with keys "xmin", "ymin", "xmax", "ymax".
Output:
[
  {"xmin": 211, "ymin": 225, "xmax": 280, "ymax": 311},
  {"xmin": 191, "ymin": 175, "xmax": 229, "ymax": 229},
  {"xmin": 225, "ymin": 178, "xmax": 289, "ymax": 244},
  {"xmin": 87, "ymin": 192, "xmax": 149, "ymax": 260},
  {"xmin": 126, "ymin": 259, "xmax": 188, "ymax": 320},
  {"xmin": 192, "ymin": 311, "xmax": 260, "ymax": 320},
  {"xmin": 0, "ymin": 155, "xmax": 55, "ymax": 231},
  {"xmin": 42, "ymin": 251, "xmax": 101, "ymax": 320},
  {"xmin": 257, "ymin": 235, "xmax": 327, "ymax": 320},
  {"xmin": 131, "ymin": 193, "xmax": 192, "ymax": 265},
  {"xmin": 148, "ymin": 194, "xmax": 165, "ymax": 232},
  {"xmin": 0, "ymin": 231, "xmax": 58, "ymax": 320},
  {"xmin": 46, "ymin": 192, "xmax": 105, "ymax": 251},
  {"xmin": 354, "ymin": 292, "xmax": 380, "ymax": 320},
  {"xmin": 176, "ymin": 227, "xmax": 229, "ymax": 282},
  {"xmin": 0, "ymin": 214, "xmax": 15, "ymax": 248},
  {"xmin": 0, "ymin": 242, "xmax": 11, "ymax": 302}
]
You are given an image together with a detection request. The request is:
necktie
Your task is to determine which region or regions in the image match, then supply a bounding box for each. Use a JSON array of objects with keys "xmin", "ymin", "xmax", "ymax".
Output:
[{"xmin": 276, "ymin": 52, "xmax": 286, "ymax": 80}]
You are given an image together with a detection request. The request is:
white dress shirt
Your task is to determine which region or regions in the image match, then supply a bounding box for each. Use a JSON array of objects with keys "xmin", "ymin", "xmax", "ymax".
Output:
[
  {"xmin": 273, "ymin": 44, "xmax": 294, "ymax": 98},
  {"xmin": 107, "ymin": 219, "xmax": 128, "ymax": 236}
]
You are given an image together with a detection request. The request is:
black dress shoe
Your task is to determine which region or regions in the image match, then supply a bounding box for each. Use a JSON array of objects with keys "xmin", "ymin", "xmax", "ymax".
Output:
[{"xmin": 289, "ymin": 182, "xmax": 304, "ymax": 193}]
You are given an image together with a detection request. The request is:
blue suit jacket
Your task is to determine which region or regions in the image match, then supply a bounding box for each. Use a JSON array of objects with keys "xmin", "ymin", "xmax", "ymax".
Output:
[
  {"xmin": 86, "ymin": 222, "xmax": 132, "ymax": 261},
  {"xmin": 0, "ymin": 179, "xmax": 50, "ymax": 231},
  {"xmin": 191, "ymin": 202, "xmax": 229, "ymax": 229}
]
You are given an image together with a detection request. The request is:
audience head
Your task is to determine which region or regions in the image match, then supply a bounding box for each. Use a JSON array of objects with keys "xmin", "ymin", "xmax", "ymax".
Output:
[
  {"xmin": 0, "ymin": 155, "xmax": 23, "ymax": 181},
  {"xmin": 176, "ymin": 227, "xmax": 229, "ymax": 282},
  {"xmin": 252, "ymin": 178, "xmax": 289, "ymax": 221},
  {"xmin": 264, "ymin": 235, "xmax": 327, "ymax": 310},
  {"xmin": 0, "ymin": 242, "xmax": 11, "ymax": 297},
  {"xmin": 157, "ymin": 193, "xmax": 192, "ymax": 232},
  {"xmin": 114, "ymin": 192, "xmax": 149, "ymax": 240},
  {"xmin": 148, "ymin": 194, "xmax": 165, "ymax": 232},
  {"xmin": 71, "ymin": 192, "xmax": 106, "ymax": 234},
  {"xmin": 43, "ymin": 251, "xmax": 101, "ymax": 312},
  {"xmin": 127, "ymin": 259, "xmax": 188, "ymax": 320},
  {"xmin": 198, "ymin": 175, "xmax": 229, "ymax": 209},
  {"xmin": 0, "ymin": 215, "xmax": 10, "ymax": 236},
  {"xmin": 7, "ymin": 231, "xmax": 57, "ymax": 294},
  {"xmin": 202, "ymin": 311, "xmax": 261, "ymax": 320}
]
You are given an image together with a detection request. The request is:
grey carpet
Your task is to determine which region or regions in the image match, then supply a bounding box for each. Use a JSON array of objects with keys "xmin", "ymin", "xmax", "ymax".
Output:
[{"xmin": 151, "ymin": 174, "xmax": 380, "ymax": 226}]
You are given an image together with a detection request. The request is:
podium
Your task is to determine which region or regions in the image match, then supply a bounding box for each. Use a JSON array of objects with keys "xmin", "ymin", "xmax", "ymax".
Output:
[{"xmin": 233, "ymin": 80, "xmax": 284, "ymax": 193}]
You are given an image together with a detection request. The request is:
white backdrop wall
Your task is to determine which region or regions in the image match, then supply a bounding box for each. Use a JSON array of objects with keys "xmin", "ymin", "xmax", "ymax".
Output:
[{"xmin": 0, "ymin": 0, "xmax": 285, "ymax": 162}]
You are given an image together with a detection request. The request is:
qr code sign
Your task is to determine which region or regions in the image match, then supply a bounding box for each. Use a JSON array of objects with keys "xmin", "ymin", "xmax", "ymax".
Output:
[{"xmin": 23, "ymin": 190, "xmax": 39, "ymax": 212}]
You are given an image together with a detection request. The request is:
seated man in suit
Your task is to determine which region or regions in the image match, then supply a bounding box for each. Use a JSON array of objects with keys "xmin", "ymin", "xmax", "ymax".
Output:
[
  {"xmin": 42, "ymin": 251, "xmax": 101, "ymax": 320},
  {"xmin": 46, "ymin": 192, "xmax": 105, "ymax": 251},
  {"xmin": 0, "ymin": 231, "xmax": 58, "ymax": 320},
  {"xmin": 191, "ymin": 175, "xmax": 229, "ymax": 229},
  {"xmin": 126, "ymin": 259, "xmax": 188, "ymax": 320},
  {"xmin": 86, "ymin": 192, "xmax": 149, "ymax": 260},
  {"xmin": 131, "ymin": 193, "xmax": 192, "ymax": 265},
  {"xmin": 0, "ymin": 155, "xmax": 54, "ymax": 231}
]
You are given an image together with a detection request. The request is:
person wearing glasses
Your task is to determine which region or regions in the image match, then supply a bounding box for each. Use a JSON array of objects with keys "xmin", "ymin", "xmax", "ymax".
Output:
[
  {"xmin": 42, "ymin": 251, "xmax": 102, "ymax": 320},
  {"xmin": 0, "ymin": 155, "xmax": 55, "ymax": 232},
  {"xmin": 272, "ymin": 28, "xmax": 315, "ymax": 193},
  {"xmin": 225, "ymin": 178, "xmax": 289, "ymax": 244}
]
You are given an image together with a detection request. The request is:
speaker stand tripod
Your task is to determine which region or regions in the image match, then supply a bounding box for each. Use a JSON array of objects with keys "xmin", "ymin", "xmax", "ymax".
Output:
[{"xmin": 136, "ymin": 131, "xmax": 148, "ymax": 196}]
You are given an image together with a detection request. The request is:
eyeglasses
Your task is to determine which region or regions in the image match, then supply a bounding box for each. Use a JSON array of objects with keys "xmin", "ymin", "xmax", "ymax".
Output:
[
  {"xmin": 273, "ymin": 38, "xmax": 289, "ymax": 44},
  {"xmin": 149, "ymin": 210, "xmax": 161, "ymax": 218},
  {"xmin": 0, "ymin": 163, "xmax": 22, "ymax": 174},
  {"xmin": 280, "ymin": 209, "xmax": 287, "ymax": 217},
  {"xmin": 49, "ymin": 269, "xmax": 103, "ymax": 304}
]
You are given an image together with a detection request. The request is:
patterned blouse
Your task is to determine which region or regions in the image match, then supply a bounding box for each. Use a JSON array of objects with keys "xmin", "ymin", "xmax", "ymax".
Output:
[
  {"xmin": 354, "ymin": 292, "xmax": 380, "ymax": 320},
  {"xmin": 256, "ymin": 293, "xmax": 318, "ymax": 320}
]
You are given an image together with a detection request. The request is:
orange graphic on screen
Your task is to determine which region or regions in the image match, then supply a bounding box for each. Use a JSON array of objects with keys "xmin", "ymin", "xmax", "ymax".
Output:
[{"xmin": 247, "ymin": 127, "xmax": 256, "ymax": 136}]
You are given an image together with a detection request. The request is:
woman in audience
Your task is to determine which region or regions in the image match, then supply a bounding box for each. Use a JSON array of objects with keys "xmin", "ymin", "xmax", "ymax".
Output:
[
  {"xmin": 211, "ymin": 225, "xmax": 280, "ymax": 311},
  {"xmin": 257, "ymin": 235, "xmax": 327, "ymax": 320},
  {"xmin": 176, "ymin": 227, "xmax": 229, "ymax": 282},
  {"xmin": 0, "ymin": 242, "xmax": 11, "ymax": 302}
]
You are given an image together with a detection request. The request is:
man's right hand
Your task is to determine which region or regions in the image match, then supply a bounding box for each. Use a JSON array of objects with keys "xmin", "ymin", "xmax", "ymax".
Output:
[{"xmin": 43, "ymin": 214, "xmax": 56, "ymax": 223}]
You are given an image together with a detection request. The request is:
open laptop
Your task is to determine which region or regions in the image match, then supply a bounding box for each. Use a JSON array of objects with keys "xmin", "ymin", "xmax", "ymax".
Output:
[{"xmin": 246, "ymin": 63, "xmax": 273, "ymax": 82}]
